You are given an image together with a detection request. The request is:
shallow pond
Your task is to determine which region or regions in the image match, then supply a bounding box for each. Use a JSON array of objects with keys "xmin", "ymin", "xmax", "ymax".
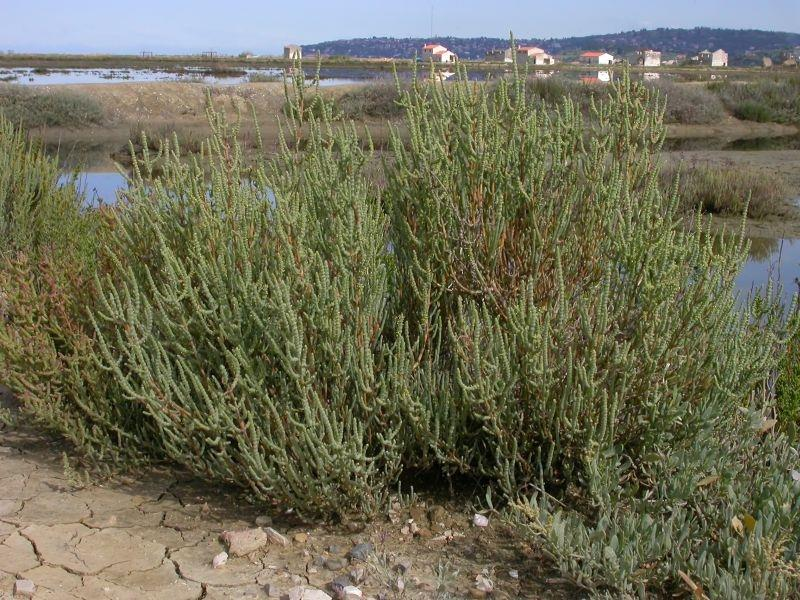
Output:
[{"xmin": 1, "ymin": 67, "xmax": 364, "ymax": 87}]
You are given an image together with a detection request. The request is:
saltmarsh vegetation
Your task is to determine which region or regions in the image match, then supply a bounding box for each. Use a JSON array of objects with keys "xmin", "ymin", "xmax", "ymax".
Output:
[
  {"xmin": 662, "ymin": 161, "xmax": 790, "ymax": 219},
  {"xmin": 1, "ymin": 62, "xmax": 799, "ymax": 598},
  {"xmin": 0, "ymin": 84, "xmax": 104, "ymax": 129}
]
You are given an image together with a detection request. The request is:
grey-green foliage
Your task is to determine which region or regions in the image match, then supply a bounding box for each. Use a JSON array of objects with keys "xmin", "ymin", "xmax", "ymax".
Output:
[
  {"xmin": 1, "ymin": 57, "xmax": 798, "ymax": 597},
  {"xmin": 0, "ymin": 85, "xmax": 104, "ymax": 129},
  {"xmin": 384, "ymin": 66, "xmax": 797, "ymax": 595},
  {"xmin": 90, "ymin": 89, "xmax": 411, "ymax": 516},
  {"xmin": 0, "ymin": 114, "xmax": 135, "ymax": 462},
  {"xmin": 0, "ymin": 116, "xmax": 94, "ymax": 262}
]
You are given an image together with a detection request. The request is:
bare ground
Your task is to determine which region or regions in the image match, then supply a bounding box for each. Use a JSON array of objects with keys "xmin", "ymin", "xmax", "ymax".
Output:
[{"xmin": 0, "ymin": 416, "xmax": 579, "ymax": 600}]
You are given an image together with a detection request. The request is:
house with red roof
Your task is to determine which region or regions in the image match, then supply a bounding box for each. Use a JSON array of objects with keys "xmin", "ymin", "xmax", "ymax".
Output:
[
  {"xmin": 581, "ymin": 51, "xmax": 614, "ymax": 65},
  {"xmin": 422, "ymin": 43, "xmax": 457, "ymax": 63},
  {"xmin": 517, "ymin": 46, "xmax": 555, "ymax": 65}
]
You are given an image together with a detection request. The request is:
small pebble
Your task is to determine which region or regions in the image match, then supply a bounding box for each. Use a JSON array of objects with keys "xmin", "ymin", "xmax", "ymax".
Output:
[
  {"xmin": 294, "ymin": 532, "xmax": 309, "ymax": 544},
  {"xmin": 14, "ymin": 579, "xmax": 36, "ymax": 598},
  {"xmin": 255, "ymin": 515, "xmax": 273, "ymax": 526},
  {"xmin": 473, "ymin": 513, "xmax": 490, "ymax": 528},
  {"xmin": 509, "ymin": 569, "xmax": 519, "ymax": 579},
  {"xmin": 212, "ymin": 551, "xmax": 228, "ymax": 568}
]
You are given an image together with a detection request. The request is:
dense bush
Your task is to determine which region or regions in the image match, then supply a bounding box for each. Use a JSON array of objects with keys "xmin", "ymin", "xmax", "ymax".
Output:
[
  {"xmin": 335, "ymin": 82, "xmax": 405, "ymax": 119},
  {"xmin": 0, "ymin": 117, "xmax": 143, "ymax": 461},
  {"xmin": 710, "ymin": 78, "xmax": 800, "ymax": 124},
  {"xmin": 661, "ymin": 161, "xmax": 790, "ymax": 219},
  {"xmin": 523, "ymin": 78, "xmax": 726, "ymax": 125},
  {"xmin": 647, "ymin": 80, "xmax": 726, "ymax": 124},
  {"xmin": 0, "ymin": 84, "xmax": 104, "ymax": 129},
  {"xmin": 1, "ymin": 65, "xmax": 798, "ymax": 597}
]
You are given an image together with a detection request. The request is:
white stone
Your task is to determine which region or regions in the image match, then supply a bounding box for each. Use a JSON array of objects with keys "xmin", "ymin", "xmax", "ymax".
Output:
[
  {"xmin": 14, "ymin": 579, "xmax": 36, "ymax": 597},
  {"xmin": 343, "ymin": 586, "xmax": 363, "ymax": 599},
  {"xmin": 509, "ymin": 569, "xmax": 519, "ymax": 579},
  {"xmin": 212, "ymin": 551, "xmax": 228, "ymax": 568},
  {"xmin": 473, "ymin": 513, "xmax": 489, "ymax": 527},
  {"xmin": 791, "ymin": 469, "xmax": 800, "ymax": 482}
]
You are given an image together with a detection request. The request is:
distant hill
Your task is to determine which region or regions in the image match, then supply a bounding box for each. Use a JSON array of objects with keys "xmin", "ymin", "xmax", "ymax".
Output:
[{"xmin": 303, "ymin": 28, "xmax": 800, "ymax": 64}]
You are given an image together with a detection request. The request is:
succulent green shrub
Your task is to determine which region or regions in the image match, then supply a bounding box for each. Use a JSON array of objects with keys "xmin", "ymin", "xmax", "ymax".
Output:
[
  {"xmin": 1, "ymin": 59, "xmax": 797, "ymax": 596},
  {"xmin": 0, "ymin": 115, "xmax": 144, "ymax": 461},
  {"xmin": 385, "ymin": 67, "xmax": 796, "ymax": 596},
  {"xmin": 89, "ymin": 88, "xmax": 411, "ymax": 517}
]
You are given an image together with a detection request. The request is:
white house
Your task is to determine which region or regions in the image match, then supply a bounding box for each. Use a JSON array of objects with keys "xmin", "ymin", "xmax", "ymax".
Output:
[
  {"xmin": 581, "ymin": 51, "xmax": 614, "ymax": 65},
  {"xmin": 422, "ymin": 43, "xmax": 457, "ymax": 63},
  {"xmin": 638, "ymin": 49, "xmax": 661, "ymax": 67},
  {"xmin": 517, "ymin": 46, "xmax": 555, "ymax": 65},
  {"xmin": 710, "ymin": 49, "xmax": 728, "ymax": 67},
  {"xmin": 284, "ymin": 44, "xmax": 302, "ymax": 60}
]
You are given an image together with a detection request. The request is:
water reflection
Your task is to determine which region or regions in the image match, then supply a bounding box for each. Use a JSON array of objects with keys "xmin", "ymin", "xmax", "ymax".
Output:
[
  {"xmin": 1, "ymin": 67, "xmax": 365, "ymax": 87},
  {"xmin": 738, "ymin": 238, "xmax": 800, "ymax": 305},
  {"xmin": 59, "ymin": 171, "xmax": 128, "ymax": 206}
]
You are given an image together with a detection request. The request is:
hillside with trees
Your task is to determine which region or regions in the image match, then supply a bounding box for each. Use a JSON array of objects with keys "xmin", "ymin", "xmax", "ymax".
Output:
[{"xmin": 303, "ymin": 27, "xmax": 800, "ymax": 63}]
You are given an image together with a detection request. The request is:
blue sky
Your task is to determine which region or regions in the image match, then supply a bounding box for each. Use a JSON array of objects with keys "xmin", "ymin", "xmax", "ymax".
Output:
[{"xmin": 2, "ymin": 0, "xmax": 799, "ymax": 54}]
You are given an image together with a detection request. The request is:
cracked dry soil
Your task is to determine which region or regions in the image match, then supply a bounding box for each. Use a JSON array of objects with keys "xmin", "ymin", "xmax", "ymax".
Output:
[{"xmin": 0, "ymin": 423, "xmax": 575, "ymax": 599}]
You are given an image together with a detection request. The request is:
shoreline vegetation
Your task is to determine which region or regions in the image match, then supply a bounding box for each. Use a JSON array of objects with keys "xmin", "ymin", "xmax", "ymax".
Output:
[{"xmin": 2, "ymin": 63, "xmax": 800, "ymax": 598}]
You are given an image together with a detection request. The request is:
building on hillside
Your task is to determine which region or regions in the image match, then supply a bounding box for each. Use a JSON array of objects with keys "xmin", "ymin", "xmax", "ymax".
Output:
[
  {"xmin": 517, "ymin": 46, "xmax": 555, "ymax": 65},
  {"xmin": 422, "ymin": 43, "xmax": 457, "ymax": 63},
  {"xmin": 284, "ymin": 44, "xmax": 302, "ymax": 60},
  {"xmin": 785, "ymin": 57, "xmax": 798, "ymax": 67},
  {"xmin": 484, "ymin": 48, "xmax": 514, "ymax": 62},
  {"xmin": 581, "ymin": 51, "xmax": 614, "ymax": 65},
  {"xmin": 637, "ymin": 49, "xmax": 661, "ymax": 67},
  {"xmin": 762, "ymin": 56, "xmax": 773, "ymax": 68}
]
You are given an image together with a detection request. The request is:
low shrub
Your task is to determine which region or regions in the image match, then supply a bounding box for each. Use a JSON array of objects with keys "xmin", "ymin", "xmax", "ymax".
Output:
[
  {"xmin": 0, "ymin": 115, "xmax": 143, "ymax": 462},
  {"xmin": 1, "ymin": 65, "xmax": 797, "ymax": 597},
  {"xmin": 336, "ymin": 82, "xmax": 405, "ymax": 119},
  {"xmin": 662, "ymin": 161, "xmax": 790, "ymax": 219},
  {"xmin": 0, "ymin": 85, "xmax": 104, "ymax": 129},
  {"xmin": 647, "ymin": 80, "xmax": 726, "ymax": 124},
  {"xmin": 710, "ymin": 78, "xmax": 800, "ymax": 124}
]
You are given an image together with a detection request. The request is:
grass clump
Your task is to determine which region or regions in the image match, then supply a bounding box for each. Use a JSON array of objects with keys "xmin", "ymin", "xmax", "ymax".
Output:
[
  {"xmin": 1, "ymin": 62, "xmax": 798, "ymax": 598},
  {"xmin": 662, "ymin": 161, "xmax": 790, "ymax": 219},
  {"xmin": 710, "ymin": 78, "xmax": 800, "ymax": 124},
  {"xmin": 0, "ymin": 85, "xmax": 104, "ymax": 129}
]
